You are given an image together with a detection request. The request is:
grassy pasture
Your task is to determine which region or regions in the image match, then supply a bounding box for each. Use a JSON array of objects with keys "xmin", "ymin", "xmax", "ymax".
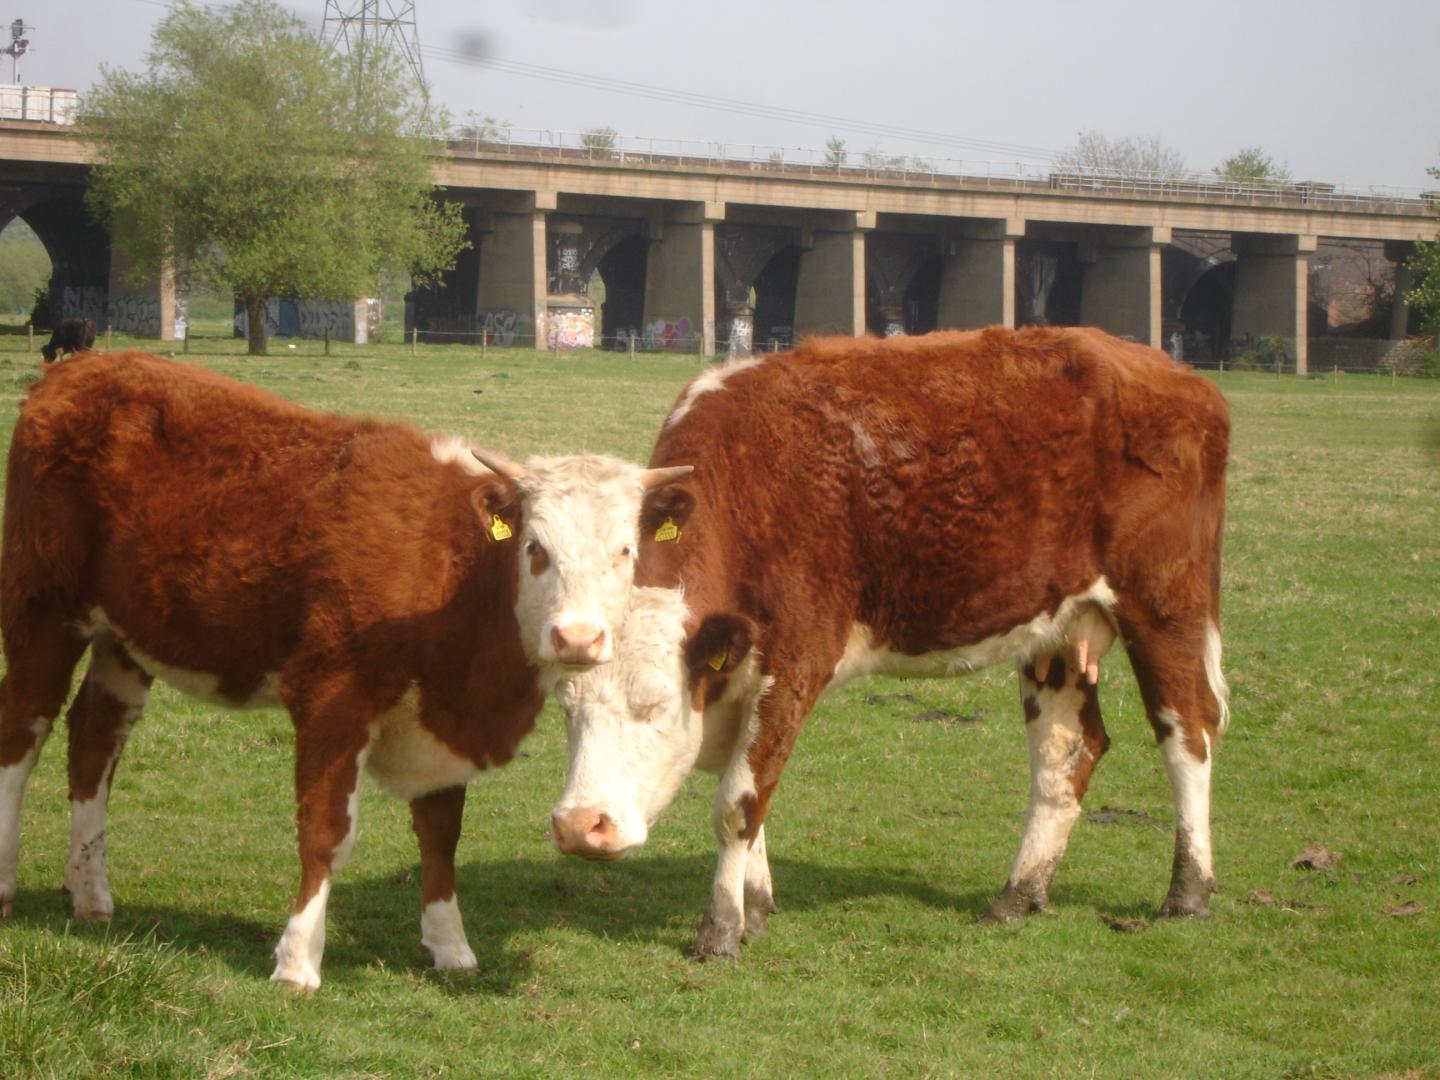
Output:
[{"xmin": 0, "ymin": 334, "xmax": 1437, "ymax": 1079}]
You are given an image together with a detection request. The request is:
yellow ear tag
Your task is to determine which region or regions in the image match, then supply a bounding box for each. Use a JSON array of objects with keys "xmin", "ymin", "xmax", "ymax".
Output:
[
  {"xmin": 488, "ymin": 516, "xmax": 513, "ymax": 542},
  {"xmin": 707, "ymin": 648, "xmax": 728, "ymax": 672},
  {"xmin": 654, "ymin": 518, "xmax": 681, "ymax": 543}
]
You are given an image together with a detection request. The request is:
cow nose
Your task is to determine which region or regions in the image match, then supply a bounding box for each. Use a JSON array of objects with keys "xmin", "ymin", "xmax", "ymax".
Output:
[
  {"xmin": 550, "ymin": 624, "xmax": 607, "ymax": 666},
  {"xmin": 552, "ymin": 808, "xmax": 623, "ymax": 859}
]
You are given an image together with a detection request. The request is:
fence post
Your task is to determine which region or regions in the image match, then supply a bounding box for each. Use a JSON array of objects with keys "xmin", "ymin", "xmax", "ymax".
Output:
[
  {"xmin": 1333, "ymin": 365, "xmax": 1337, "ymax": 385},
  {"xmin": 628, "ymin": 331, "xmax": 635, "ymax": 361},
  {"xmin": 26, "ymin": 322, "xmax": 32, "ymax": 354},
  {"xmin": 106, "ymin": 324, "xmax": 113, "ymax": 351},
  {"xmin": 411, "ymin": 325, "xmax": 417, "ymax": 356},
  {"xmin": 324, "ymin": 328, "xmax": 330, "ymax": 357},
  {"xmin": 481, "ymin": 334, "xmax": 487, "ymax": 361}
]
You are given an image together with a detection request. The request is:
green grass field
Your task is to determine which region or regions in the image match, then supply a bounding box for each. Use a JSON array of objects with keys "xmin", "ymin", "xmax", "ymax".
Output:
[{"xmin": 0, "ymin": 333, "xmax": 1437, "ymax": 1079}]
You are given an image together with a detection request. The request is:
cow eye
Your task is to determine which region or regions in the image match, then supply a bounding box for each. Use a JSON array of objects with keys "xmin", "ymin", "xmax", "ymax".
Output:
[
  {"xmin": 636, "ymin": 702, "xmax": 662, "ymax": 723},
  {"xmin": 615, "ymin": 545, "xmax": 634, "ymax": 566},
  {"xmin": 525, "ymin": 540, "xmax": 551, "ymax": 575}
]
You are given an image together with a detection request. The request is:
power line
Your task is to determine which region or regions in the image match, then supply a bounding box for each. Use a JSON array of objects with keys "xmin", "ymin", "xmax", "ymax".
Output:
[{"xmin": 417, "ymin": 43, "xmax": 1063, "ymax": 163}]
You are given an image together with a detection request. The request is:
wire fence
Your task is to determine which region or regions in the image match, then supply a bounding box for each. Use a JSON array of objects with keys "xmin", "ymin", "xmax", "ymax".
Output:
[{"xmin": 444, "ymin": 127, "xmax": 1437, "ymax": 217}]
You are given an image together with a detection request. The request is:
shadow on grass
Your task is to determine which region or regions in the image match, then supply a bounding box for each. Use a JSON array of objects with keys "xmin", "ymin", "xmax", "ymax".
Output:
[{"xmin": 7, "ymin": 850, "xmax": 996, "ymax": 994}]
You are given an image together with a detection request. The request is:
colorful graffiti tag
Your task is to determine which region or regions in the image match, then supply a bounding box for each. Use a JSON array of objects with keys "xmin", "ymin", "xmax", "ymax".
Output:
[{"xmin": 643, "ymin": 316, "xmax": 693, "ymax": 352}]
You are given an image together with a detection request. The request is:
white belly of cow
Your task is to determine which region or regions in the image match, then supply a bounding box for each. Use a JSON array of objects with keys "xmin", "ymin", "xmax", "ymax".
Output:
[
  {"xmin": 78, "ymin": 608, "xmax": 283, "ymax": 709},
  {"xmin": 365, "ymin": 689, "xmax": 480, "ymax": 801},
  {"xmin": 830, "ymin": 579, "xmax": 1119, "ymax": 686}
]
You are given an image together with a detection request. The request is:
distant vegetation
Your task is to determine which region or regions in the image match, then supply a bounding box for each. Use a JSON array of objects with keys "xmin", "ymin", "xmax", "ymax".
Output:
[{"xmin": 0, "ymin": 221, "xmax": 51, "ymax": 319}]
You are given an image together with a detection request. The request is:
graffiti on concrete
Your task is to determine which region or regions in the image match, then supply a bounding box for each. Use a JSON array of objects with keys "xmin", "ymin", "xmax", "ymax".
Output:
[
  {"xmin": 547, "ymin": 305, "xmax": 594, "ymax": 350},
  {"xmin": 233, "ymin": 298, "xmax": 378, "ymax": 342},
  {"xmin": 482, "ymin": 307, "xmax": 526, "ymax": 347},
  {"xmin": 60, "ymin": 285, "xmax": 105, "ymax": 324},
  {"xmin": 644, "ymin": 316, "xmax": 693, "ymax": 352},
  {"xmin": 108, "ymin": 294, "xmax": 163, "ymax": 337},
  {"xmin": 726, "ymin": 311, "xmax": 753, "ymax": 357}
]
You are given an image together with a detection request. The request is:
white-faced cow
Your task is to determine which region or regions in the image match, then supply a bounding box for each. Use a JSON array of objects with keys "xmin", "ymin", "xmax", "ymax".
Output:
[
  {"xmin": 551, "ymin": 326, "xmax": 1230, "ymax": 959},
  {"xmin": 0, "ymin": 350, "xmax": 688, "ymax": 988}
]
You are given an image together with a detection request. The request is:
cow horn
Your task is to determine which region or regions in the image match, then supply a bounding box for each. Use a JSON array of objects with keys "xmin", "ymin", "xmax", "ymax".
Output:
[
  {"xmin": 471, "ymin": 449, "xmax": 526, "ymax": 480},
  {"xmin": 640, "ymin": 465, "xmax": 694, "ymax": 489}
]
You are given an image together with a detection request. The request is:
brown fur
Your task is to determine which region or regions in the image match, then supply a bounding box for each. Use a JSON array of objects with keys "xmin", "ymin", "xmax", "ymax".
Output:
[
  {"xmin": 642, "ymin": 326, "xmax": 1229, "ymax": 917},
  {"xmin": 1, "ymin": 351, "xmax": 539, "ymax": 934}
]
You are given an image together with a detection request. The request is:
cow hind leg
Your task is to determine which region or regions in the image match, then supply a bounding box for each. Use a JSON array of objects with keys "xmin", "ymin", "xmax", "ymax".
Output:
[
  {"xmin": 983, "ymin": 662, "xmax": 1109, "ymax": 923},
  {"xmin": 410, "ymin": 784, "xmax": 478, "ymax": 972},
  {"xmin": 63, "ymin": 633, "xmax": 153, "ymax": 919},
  {"xmin": 1124, "ymin": 612, "xmax": 1228, "ymax": 918},
  {"xmin": 0, "ymin": 615, "xmax": 89, "ymax": 917},
  {"xmin": 271, "ymin": 708, "xmax": 371, "ymax": 991}
]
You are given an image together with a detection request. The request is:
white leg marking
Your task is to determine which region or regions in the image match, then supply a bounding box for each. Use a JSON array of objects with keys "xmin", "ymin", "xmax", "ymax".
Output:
[
  {"xmin": 0, "ymin": 718, "xmax": 54, "ymax": 912},
  {"xmin": 1204, "ymin": 620, "xmax": 1230, "ymax": 734},
  {"xmin": 421, "ymin": 897, "xmax": 478, "ymax": 971},
  {"xmin": 65, "ymin": 782, "xmax": 117, "ymax": 919},
  {"xmin": 1159, "ymin": 710, "xmax": 1214, "ymax": 883},
  {"xmin": 330, "ymin": 749, "xmax": 368, "ymax": 875},
  {"xmin": 271, "ymin": 880, "xmax": 331, "ymax": 990},
  {"xmin": 1007, "ymin": 677, "xmax": 1087, "ymax": 891},
  {"xmin": 64, "ymin": 641, "xmax": 150, "ymax": 919},
  {"xmin": 743, "ymin": 825, "xmax": 774, "ymax": 907}
]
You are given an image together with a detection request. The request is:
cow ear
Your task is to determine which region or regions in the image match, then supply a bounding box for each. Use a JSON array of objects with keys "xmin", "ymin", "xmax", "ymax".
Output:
[
  {"xmin": 641, "ymin": 482, "xmax": 696, "ymax": 541},
  {"xmin": 684, "ymin": 613, "xmax": 756, "ymax": 680},
  {"xmin": 470, "ymin": 478, "xmax": 522, "ymax": 540}
]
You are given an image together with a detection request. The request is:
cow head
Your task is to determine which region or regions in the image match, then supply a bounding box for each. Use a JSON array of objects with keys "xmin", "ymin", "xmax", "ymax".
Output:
[
  {"xmin": 550, "ymin": 587, "xmax": 756, "ymax": 859},
  {"xmin": 471, "ymin": 451, "xmax": 691, "ymax": 672}
]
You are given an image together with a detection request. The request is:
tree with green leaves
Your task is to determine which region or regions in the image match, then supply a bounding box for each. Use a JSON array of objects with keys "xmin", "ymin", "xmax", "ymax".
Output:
[
  {"xmin": 1214, "ymin": 146, "xmax": 1291, "ymax": 186},
  {"xmin": 78, "ymin": 0, "xmax": 466, "ymax": 355},
  {"xmin": 825, "ymin": 137, "xmax": 848, "ymax": 168},
  {"xmin": 1403, "ymin": 164, "xmax": 1440, "ymax": 338}
]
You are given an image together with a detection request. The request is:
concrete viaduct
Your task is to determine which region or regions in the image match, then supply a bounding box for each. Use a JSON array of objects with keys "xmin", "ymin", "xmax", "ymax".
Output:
[{"xmin": 3, "ymin": 119, "xmax": 1434, "ymax": 372}]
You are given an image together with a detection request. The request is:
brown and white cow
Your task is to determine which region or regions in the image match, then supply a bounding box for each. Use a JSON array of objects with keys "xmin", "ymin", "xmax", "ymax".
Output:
[
  {"xmin": 0, "ymin": 350, "xmax": 687, "ymax": 988},
  {"xmin": 550, "ymin": 326, "xmax": 1231, "ymax": 959}
]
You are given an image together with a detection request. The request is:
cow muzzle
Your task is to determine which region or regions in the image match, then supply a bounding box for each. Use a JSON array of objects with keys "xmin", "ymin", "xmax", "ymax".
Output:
[
  {"xmin": 548, "ymin": 623, "xmax": 609, "ymax": 667},
  {"xmin": 551, "ymin": 807, "xmax": 632, "ymax": 860}
]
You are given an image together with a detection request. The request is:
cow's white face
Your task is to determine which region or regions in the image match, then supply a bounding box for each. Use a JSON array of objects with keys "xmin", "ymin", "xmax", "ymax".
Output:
[
  {"xmin": 479, "ymin": 454, "xmax": 690, "ymax": 673},
  {"xmin": 550, "ymin": 588, "xmax": 756, "ymax": 859}
]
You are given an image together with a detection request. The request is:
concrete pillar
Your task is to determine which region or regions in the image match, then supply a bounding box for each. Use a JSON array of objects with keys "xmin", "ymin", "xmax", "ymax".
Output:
[
  {"xmin": 725, "ymin": 303, "xmax": 754, "ymax": 357},
  {"xmin": 1385, "ymin": 241, "xmax": 1415, "ymax": 340},
  {"xmin": 794, "ymin": 210, "xmax": 870, "ymax": 339},
  {"xmin": 641, "ymin": 201, "xmax": 721, "ymax": 355},
  {"xmin": 107, "ymin": 248, "xmax": 178, "ymax": 341},
  {"xmin": 476, "ymin": 191, "xmax": 552, "ymax": 347},
  {"xmin": 938, "ymin": 219, "xmax": 1022, "ymax": 329},
  {"xmin": 549, "ymin": 220, "xmax": 587, "ymax": 295},
  {"xmin": 1079, "ymin": 225, "xmax": 1168, "ymax": 346},
  {"xmin": 1232, "ymin": 233, "xmax": 1316, "ymax": 374}
]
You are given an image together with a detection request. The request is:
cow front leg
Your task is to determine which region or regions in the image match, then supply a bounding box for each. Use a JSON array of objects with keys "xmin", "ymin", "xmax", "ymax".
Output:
[
  {"xmin": 63, "ymin": 634, "xmax": 152, "ymax": 920},
  {"xmin": 983, "ymin": 663, "xmax": 1108, "ymax": 923},
  {"xmin": 272, "ymin": 720, "xmax": 370, "ymax": 991},
  {"xmin": 742, "ymin": 825, "xmax": 778, "ymax": 941},
  {"xmin": 692, "ymin": 760, "xmax": 756, "ymax": 961},
  {"xmin": 410, "ymin": 784, "xmax": 478, "ymax": 972},
  {"xmin": 692, "ymin": 665, "xmax": 821, "ymax": 960}
]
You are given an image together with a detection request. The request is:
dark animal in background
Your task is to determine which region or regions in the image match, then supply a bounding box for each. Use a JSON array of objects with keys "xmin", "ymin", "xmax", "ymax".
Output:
[{"xmin": 40, "ymin": 317, "xmax": 97, "ymax": 363}]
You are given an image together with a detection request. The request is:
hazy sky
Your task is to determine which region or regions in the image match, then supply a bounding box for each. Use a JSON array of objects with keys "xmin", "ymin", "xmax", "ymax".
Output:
[{"xmin": 10, "ymin": 0, "xmax": 1439, "ymax": 190}]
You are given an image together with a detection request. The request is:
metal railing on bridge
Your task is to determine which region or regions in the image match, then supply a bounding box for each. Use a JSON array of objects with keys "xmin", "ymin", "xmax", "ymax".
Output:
[{"xmin": 444, "ymin": 126, "xmax": 1435, "ymax": 216}]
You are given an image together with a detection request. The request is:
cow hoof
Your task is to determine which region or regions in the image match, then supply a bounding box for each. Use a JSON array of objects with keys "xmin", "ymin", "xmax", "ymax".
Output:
[
  {"xmin": 1158, "ymin": 894, "xmax": 1214, "ymax": 919},
  {"xmin": 1, "ymin": 898, "xmax": 12, "ymax": 918},
  {"xmin": 742, "ymin": 889, "xmax": 778, "ymax": 941},
  {"xmin": 691, "ymin": 912, "xmax": 743, "ymax": 961},
  {"xmin": 72, "ymin": 903, "xmax": 115, "ymax": 921},
  {"xmin": 979, "ymin": 881, "xmax": 1055, "ymax": 924},
  {"xmin": 430, "ymin": 944, "xmax": 479, "ymax": 972},
  {"xmin": 270, "ymin": 962, "xmax": 322, "ymax": 992}
]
